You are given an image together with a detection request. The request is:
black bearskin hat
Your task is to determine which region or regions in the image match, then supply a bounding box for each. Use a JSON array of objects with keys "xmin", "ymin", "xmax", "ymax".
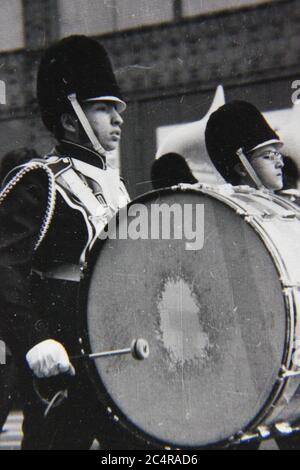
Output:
[
  {"xmin": 37, "ymin": 35, "xmax": 125, "ymax": 133},
  {"xmin": 151, "ymin": 153, "xmax": 198, "ymax": 189},
  {"xmin": 205, "ymin": 101, "xmax": 281, "ymax": 184}
]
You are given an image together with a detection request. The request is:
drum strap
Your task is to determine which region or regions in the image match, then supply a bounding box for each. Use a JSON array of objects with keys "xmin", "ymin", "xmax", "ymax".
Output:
[
  {"xmin": 55, "ymin": 160, "xmax": 130, "ymax": 255},
  {"xmin": 56, "ymin": 165, "xmax": 119, "ymax": 242}
]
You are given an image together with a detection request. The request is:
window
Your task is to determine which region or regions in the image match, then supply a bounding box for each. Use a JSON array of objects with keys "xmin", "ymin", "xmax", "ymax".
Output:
[
  {"xmin": 182, "ymin": 0, "xmax": 273, "ymax": 17},
  {"xmin": 0, "ymin": 0, "xmax": 24, "ymax": 51},
  {"xmin": 59, "ymin": 0, "xmax": 114, "ymax": 36},
  {"xmin": 114, "ymin": 0, "xmax": 173, "ymax": 30},
  {"xmin": 58, "ymin": 0, "xmax": 174, "ymax": 37}
]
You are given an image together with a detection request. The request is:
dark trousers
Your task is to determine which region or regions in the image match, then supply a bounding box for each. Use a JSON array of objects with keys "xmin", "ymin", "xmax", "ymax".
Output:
[
  {"xmin": 21, "ymin": 374, "xmax": 98, "ymax": 450},
  {"xmin": 20, "ymin": 370, "xmax": 151, "ymax": 450}
]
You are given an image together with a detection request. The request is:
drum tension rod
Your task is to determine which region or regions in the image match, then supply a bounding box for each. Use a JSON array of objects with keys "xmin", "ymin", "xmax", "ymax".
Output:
[
  {"xmin": 72, "ymin": 338, "xmax": 150, "ymax": 361},
  {"xmin": 280, "ymin": 366, "xmax": 300, "ymax": 379},
  {"xmin": 231, "ymin": 422, "xmax": 300, "ymax": 446},
  {"xmin": 229, "ymin": 425, "xmax": 271, "ymax": 446}
]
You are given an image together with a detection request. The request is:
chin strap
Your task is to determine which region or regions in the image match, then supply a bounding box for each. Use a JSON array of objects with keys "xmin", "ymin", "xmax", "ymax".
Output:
[
  {"xmin": 236, "ymin": 148, "xmax": 265, "ymax": 190},
  {"xmin": 68, "ymin": 93, "xmax": 107, "ymax": 158}
]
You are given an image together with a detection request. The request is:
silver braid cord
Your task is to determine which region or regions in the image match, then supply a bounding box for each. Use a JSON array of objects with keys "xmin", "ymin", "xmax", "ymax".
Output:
[{"xmin": 0, "ymin": 162, "xmax": 56, "ymax": 250}]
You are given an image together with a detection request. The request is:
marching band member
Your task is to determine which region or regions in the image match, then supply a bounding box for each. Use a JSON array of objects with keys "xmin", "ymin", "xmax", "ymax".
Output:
[
  {"xmin": 0, "ymin": 35, "xmax": 132, "ymax": 449},
  {"xmin": 205, "ymin": 101, "xmax": 300, "ymax": 450},
  {"xmin": 205, "ymin": 100, "xmax": 285, "ymax": 193}
]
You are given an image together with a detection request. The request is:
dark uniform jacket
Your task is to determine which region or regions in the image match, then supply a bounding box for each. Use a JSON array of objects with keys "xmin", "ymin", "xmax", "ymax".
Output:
[{"xmin": 0, "ymin": 140, "xmax": 129, "ymax": 364}]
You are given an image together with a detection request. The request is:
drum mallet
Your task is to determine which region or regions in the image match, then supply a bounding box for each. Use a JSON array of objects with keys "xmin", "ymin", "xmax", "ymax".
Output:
[{"xmin": 72, "ymin": 338, "xmax": 149, "ymax": 361}]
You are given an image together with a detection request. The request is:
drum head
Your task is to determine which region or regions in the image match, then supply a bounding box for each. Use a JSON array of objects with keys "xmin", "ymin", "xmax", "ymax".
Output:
[{"xmin": 81, "ymin": 189, "xmax": 286, "ymax": 448}]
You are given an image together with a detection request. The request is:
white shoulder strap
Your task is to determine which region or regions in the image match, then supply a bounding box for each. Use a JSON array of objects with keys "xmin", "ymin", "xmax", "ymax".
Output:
[{"xmin": 56, "ymin": 166, "xmax": 110, "ymax": 236}]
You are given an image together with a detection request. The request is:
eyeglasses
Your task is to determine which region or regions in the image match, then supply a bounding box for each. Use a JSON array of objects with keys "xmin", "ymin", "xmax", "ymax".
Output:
[{"xmin": 251, "ymin": 151, "xmax": 284, "ymax": 163}]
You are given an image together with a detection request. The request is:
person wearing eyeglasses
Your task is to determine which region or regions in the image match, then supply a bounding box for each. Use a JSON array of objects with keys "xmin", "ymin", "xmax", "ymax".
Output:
[
  {"xmin": 246, "ymin": 146, "xmax": 284, "ymax": 190},
  {"xmin": 205, "ymin": 101, "xmax": 284, "ymax": 192},
  {"xmin": 205, "ymin": 101, "xmax": 300, "ymax": 450}
]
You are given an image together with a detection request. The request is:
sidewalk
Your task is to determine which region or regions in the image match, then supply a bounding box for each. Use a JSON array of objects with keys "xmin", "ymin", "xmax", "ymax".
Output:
[{"xmin": 0, "ymin": 411, "xmax": 23, "ymax": 450}]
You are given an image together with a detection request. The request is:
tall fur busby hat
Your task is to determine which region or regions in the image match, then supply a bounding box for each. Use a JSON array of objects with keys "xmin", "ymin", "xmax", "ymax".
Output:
[
  {"xmin": 205, "ymin": 101, "xmax": 281, "ymax": 184},
  {"xmin": 151, "ymin": 153, "xmax": 198, "ymax": 189},
  {"xmin": 37, "ymin": 35, "xmax": 125, "ymax": 134}
]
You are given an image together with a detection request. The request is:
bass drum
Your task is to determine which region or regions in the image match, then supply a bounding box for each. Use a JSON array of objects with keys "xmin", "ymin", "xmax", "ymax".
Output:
[{"xmin": 78, "ymin": 185, "xmax": 300, "ymax": 449}]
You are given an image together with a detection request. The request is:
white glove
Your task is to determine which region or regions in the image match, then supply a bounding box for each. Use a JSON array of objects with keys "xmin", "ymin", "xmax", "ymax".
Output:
[{"xmin": 26, "ymin": 339, "xmax": 75, "ymax": 378}]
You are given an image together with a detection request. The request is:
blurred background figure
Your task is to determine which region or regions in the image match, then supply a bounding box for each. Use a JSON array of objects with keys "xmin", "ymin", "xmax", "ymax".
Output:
[
  {"xmin": 151, "ymin": 152, "xmax": 198, "ymax": 189},
  {"xmin": 278, "ymin": 155, "xmax": 300, "ymax": 204},
  {"xmin": 282, "ymin": 156, "xmax": 300, "ymax": 190}
]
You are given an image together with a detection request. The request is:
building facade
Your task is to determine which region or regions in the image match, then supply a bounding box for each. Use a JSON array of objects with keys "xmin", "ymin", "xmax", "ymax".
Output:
[{"xmin": 0, "ymin": 0, "xmax": 299, "ymax": 196}]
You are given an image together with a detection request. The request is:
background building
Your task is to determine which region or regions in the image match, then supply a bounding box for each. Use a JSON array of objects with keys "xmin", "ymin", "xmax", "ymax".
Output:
[
  {"xmin": 0, "ymin": 0, "xmax": 297, "ymax": 451},
  {"xmin": 0, "ymin": 0, "xmax": 299, "ymax": 196}
]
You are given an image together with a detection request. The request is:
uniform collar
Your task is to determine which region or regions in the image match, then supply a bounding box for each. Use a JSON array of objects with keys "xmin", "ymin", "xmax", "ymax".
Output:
[{"xmin": 56, "ymin": 139, "xmax": 106, "ymax": 170}]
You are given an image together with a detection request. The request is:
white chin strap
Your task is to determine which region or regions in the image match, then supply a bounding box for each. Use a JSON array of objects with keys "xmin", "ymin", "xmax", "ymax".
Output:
[
  {"xmin": 67, "ymin": 93, "xmax": 107, "ymax": 158},
  {"xmin": 236, "ymin": 148, "xmax": 265, "ymax": 190}
]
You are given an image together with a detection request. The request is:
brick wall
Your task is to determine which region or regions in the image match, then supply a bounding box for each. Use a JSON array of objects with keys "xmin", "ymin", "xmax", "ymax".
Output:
[{"xmin": 0, "ymin": 0, "xmax": 298, "ymax": 189}]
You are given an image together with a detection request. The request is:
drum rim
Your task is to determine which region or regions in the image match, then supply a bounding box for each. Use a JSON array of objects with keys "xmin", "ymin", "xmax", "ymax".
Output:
[{"xmin": 77, "ymin": 186, "xmax": 291, "ymax": 448}]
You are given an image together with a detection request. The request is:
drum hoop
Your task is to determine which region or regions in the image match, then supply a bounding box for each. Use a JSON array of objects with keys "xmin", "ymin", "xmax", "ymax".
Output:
[
  {"xmin": 194, "ymin": 187, "xmax": 294, "ymax": 434},
  {"xmin": 77, "ymin": 188, "xmax": 234, "ymax": 449},
  {"xmin": 262, "ymin": 191, "xmax": 300, "ymax": 215},
  {"xmin": 77, "ymin": 186, "xmax": 293, "ymax": 447}
]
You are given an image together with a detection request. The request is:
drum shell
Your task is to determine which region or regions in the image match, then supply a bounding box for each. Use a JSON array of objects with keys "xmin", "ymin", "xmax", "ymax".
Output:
[{"xmin": 78, "ymin": 186, "xmax": 300, "ymax": 448}]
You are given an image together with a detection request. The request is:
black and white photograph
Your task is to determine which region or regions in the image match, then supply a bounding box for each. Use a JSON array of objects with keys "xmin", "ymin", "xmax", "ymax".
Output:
[{"xmin": 0, "ymin": 0, "xmax": 300, "ymax": 452}]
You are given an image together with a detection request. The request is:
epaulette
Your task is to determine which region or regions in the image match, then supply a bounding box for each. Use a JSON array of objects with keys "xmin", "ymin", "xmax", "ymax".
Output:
[
  {"xmin": 30, "ymin": 155, "xmax": 73, "ymax": 178},
  {"xmin": 0, "ymin": 160, "xmax": 58, "ymax": 250}
]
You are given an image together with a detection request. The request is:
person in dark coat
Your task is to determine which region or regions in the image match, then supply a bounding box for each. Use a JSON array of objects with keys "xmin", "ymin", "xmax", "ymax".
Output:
[
  {"xmin": 0, "ymin": 35, "xmax": 140, "ymax": 450},
  {"xmin": 0, "ymin": 148, "xmax": 40, "ymax": 434}
]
